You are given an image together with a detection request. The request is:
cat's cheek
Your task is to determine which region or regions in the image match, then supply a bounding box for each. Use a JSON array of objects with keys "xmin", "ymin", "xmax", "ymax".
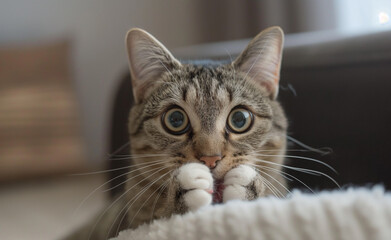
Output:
[{"xmin": 183, "ymin": 189, "xmax": 212, "ymax": 211}]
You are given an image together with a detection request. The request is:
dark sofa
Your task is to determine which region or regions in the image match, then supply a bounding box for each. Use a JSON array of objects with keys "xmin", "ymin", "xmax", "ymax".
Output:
[{"xmin": 108, "ymin": 30, "xmax": 391, "ymax": 197}]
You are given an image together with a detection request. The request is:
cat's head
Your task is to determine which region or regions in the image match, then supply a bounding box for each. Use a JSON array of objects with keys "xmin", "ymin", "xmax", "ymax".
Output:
[{"xmin": 125, "ymin": 27, "xmax": 287, "ymax": 180}]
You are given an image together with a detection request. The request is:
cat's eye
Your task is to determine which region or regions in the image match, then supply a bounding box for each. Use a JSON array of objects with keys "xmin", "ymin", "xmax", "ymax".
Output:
[
  {"xmin": 227, "ymin": 107, "xmax": 253, "ymax": 133},
  {"xmin": 162, "ymin": 107, "xmax": 190, "ymax": 135}
]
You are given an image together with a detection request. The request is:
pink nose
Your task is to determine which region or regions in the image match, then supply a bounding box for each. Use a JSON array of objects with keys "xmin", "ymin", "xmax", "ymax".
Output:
[{"xmin": 200, "ymin": 155, "xmax": 222, "ymax": 169}]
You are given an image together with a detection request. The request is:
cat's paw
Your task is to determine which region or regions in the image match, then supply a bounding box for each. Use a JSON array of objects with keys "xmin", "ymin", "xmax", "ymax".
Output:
[
  {"xmin": 177, "ymin": 163, "xmax": 213, "ymax": 211},
  {"xmin": 223, "ymin": 165, "xmax": 257, "ymax": 203}
]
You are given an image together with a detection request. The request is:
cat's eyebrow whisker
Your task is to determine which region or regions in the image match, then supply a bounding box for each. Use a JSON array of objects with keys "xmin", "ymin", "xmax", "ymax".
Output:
[
  {"xmin": 87, "ymin": 165, "xmax": 174, "ymax": 240},
  {"xmin": 253, "ymin": 158, "xmax": 341, "ymax": 188},
  {"xmin": 257, "ymin": 164, "xmax": 316, "ymax": 194},
  {"xmin": 72, "ymin": 162, "xmax": 170, "ymax": 218},
  {"xmin": 224, "ymin": 48, "xmax": 234, "ymax": 63},
  {"xmin": 70, "ymin": 159, "xmax": 169, "ymax": 176},
  {"xmin": 253, "ymin": 153, "xmax": 337, "ymax": 173},
  {"xmin": 111, "ymin": 170, "xmax": 173, "ymax": 237}
]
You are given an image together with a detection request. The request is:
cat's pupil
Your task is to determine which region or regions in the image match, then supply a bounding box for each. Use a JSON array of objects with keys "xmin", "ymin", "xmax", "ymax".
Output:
[
  {"xmin": 232, "ymin": 111, "xmax": 247, "ymax": 128},
  {"xmin": 169, "ymin": 111, "xmax": 184, "ymax": 128}
]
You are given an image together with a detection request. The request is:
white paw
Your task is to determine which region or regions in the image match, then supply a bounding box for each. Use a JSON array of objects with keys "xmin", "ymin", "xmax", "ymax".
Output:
[
  {"xmin": 177, "ymin": 163, "xmax": 213, "ymax": 210},
  {"xmin": 177, "ymin": 163, "xmax": 213, "ymax": 190},
  {"xmin": 223, "ymin": 165, "xmax": 257, "ymax": 203},
  {"xmin": 183, "ymin": 189, "xmax": 212, "ymax": 211}
]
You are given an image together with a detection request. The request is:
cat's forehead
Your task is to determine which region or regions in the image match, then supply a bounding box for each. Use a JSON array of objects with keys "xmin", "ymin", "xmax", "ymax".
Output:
[
  {"xmin": 140, "ymin": 63, "xmax": 271, "ymax": 132},
  {"xmin": 172, "ymin": 64, "xmax": 233, "ymax": 132},
  {"xmin": 147, "ymin": 63, "xmax": 271, "ymax": 114},
  {"xmin": 181, "ymin": 64, "xmax": 231, "ymax": 99},
  {"xmin": 174, "ymin": 64, "xmax": 268, "ymax": 107}
]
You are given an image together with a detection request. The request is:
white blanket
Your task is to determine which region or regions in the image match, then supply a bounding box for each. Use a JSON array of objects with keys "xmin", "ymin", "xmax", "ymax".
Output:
[{"xmin": 113, "ymin": 187, "xmax": 391, "ymax": 240}]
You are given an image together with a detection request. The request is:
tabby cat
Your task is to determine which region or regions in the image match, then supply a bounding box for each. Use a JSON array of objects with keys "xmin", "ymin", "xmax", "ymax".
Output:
[{"xmin": 66, "ymin": 26, "xmax": 288, "ymax": 240}]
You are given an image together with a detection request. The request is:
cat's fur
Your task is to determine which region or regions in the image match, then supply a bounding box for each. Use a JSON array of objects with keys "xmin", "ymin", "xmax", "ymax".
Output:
[{"xmin": 65, "ymin": 26, "xmax": 288, "ymax": 240}]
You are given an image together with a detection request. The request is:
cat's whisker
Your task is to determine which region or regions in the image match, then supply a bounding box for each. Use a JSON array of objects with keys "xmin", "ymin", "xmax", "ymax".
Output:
[
  {"xmin": 224, "ymin": 48, "xmax": 234, "ymax": 63},
  {"xmin": 251, "ymin": 165, "xmax": 291, "ymax": 196},
  {"xmin": 116, "ymin": 159, "xmax": 169, "ymax": 167},
  {"xmin": 111, "ymin": 170, "xmax": 174, "ymax": 238},
  {"xmin": 247, "ymin": 164, "xmax": 289, "ymax": 197},
  {"xmin": 103, "ymin": 164, "xmax": 171, "ymax": 193},
  {"xmin": 72, "ymin": 161, "xmax": 173, "ymax": 216},
  {"xmin": 260, "ymin": 164, "xmax": 316, "ymax": 194},
  {"xmin": 248, "ymin": 165, "xmax": 281, "ymax": 198},
  {"xmin": 268, "ymin": 169, "xmax": 294, "ymax": 182},
  {"xmin": 126, "ymin": 178, "xmax": 172, "ymax": 231},
  {"xmin": 264, "ymin": 177, "xmax": 285, "ymax": 198},
  {"xmin": 108, "ymin": 153, "xmax": 169, "ymax": 160},
  {"xmin": 252, "ymin": 153, "xmax": 337, "ymax": 173},
  {"xmin": 70, "ymin": 159, "xmax": 169, "ymax": 176},
  {"xmin": 253, "ymin": 158, "xmax": 341, "ymax": 188},
  {"xmin": 108, "ymin": 141, "xmax": 130, "ymax": 158},
  {"xmin": 150, "ymin": 180, "xmax": 170, "ymax": 221},
  {"xmin": 109, "ymin": 155, "xmax": 168, "ymax": 160},
  {"xmin": 87, "ymin": 165, "xmax": 174, "ymax": 240},
  {"xmin": 258, "ymin": 165, "xmax": 293, "ymax": 181},
  {"xmin": 253, "ymin": 148, "xmax": 331, "ymax": 153},
  {"xmin": 72, "ymin": 162, "xmax": 167, "ymax": 217},
  {"xmin": 260, "ymin": 176, "xmax": 279, "ymax": 198},
  {"xmin": 287, "ymin": 135, "xmax": 332, "ymax": 155},
  {"xmin": 256, "ymin": 170, "xmax": 283, "ymax": 198}
]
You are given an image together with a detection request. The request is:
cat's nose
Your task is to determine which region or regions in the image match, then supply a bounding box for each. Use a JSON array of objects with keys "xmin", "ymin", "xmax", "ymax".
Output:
[{"xmin": 199, "ymin": 155, "xmax": 222, "ymax": 169}]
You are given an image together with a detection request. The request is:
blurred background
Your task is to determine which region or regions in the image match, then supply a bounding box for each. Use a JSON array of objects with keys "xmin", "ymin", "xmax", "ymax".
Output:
[{"xmin": 1, "ymin": 0, "xmax": 391, "ymax": 239}]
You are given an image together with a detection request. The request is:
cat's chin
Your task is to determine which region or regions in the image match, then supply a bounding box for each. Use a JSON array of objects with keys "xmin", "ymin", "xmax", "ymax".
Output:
[
  {"xmin": 211, "ymin": 164, "xmax": 235, "ymax": 180},
  {"xmin": 211, "ymin": 168, "xmax": 231, "ymax": 204},
  {"xmin": 211, "ymin": 166, "xmax": 226, "ymax": 180},
  {"xmin": 212, "ymin": 179, "xmax": 225, "ymax": 204}
]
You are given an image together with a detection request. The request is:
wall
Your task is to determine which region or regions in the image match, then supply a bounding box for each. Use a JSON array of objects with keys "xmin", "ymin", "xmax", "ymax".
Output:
[
  {"xmin": 0, "ymin": 0, "xmax": 205, "ymax": 164},
  {"xmin": 0, "ymin": 0, "xmax": 337, "ymax": 164}
]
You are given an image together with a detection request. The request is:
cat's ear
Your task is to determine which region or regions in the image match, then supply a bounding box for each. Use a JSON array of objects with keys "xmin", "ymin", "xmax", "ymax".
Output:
[
  {"xmin": 125, "ymin": 28, "xmax": 181, "ymax": 103},
  {"xmin": 233, "ymin": 26, "xmax": 284, "ymax": 99}
]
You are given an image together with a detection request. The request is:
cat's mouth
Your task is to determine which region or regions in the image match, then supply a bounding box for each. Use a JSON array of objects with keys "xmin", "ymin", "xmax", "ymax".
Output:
[{"xmin": 212, "ymin": 179, "xmax": 225, "ymax": 204}]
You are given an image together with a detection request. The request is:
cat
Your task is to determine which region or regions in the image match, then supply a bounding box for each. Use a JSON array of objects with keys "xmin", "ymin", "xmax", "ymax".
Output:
[{"xmin": 65, "ymin": 26, "xmax": 288, "ymax": 240}]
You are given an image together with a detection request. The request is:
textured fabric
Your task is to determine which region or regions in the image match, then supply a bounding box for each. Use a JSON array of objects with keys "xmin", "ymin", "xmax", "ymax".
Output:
[{"xmin": 113, "ymin": 187, "xmax": 391, "ymax": 240}]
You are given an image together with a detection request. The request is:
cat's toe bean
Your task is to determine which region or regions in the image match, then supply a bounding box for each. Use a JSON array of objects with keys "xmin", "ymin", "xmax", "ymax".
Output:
[
  {"xmin": 224, "ymin": 165, "xmax": 257, "ymax": 186},
  {"xmin": 183, "ymin": 189, "xmax": 212, "ymax": 211},
  {"xmin": 177, "ymin": 163, "xmax": 213, "ymax": 190}
]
